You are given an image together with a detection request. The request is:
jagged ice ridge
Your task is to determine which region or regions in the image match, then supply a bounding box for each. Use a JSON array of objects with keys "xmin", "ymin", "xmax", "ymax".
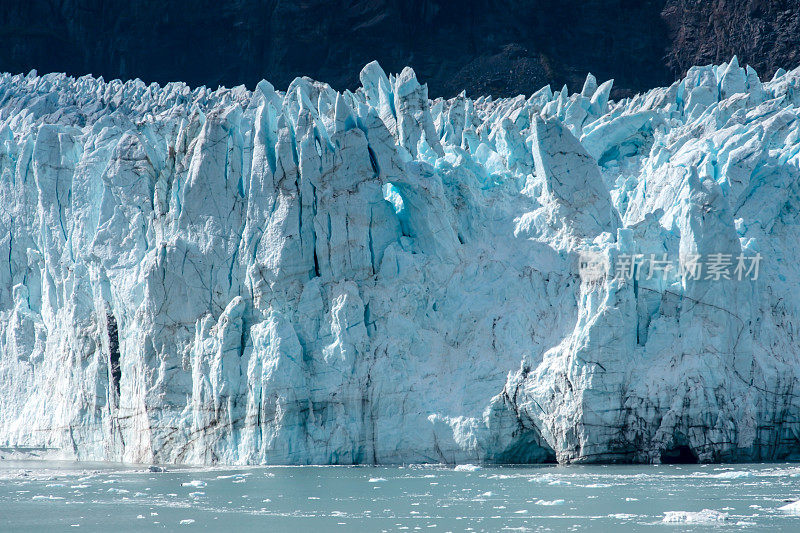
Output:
[{"xmin": 1, "ymin": 57, "xmax": 800, "ymax": 464}]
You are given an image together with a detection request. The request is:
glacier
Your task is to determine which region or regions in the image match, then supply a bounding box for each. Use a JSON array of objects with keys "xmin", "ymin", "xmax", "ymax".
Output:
[{"xmin": 1, "ymin": 57, "xmax": 800, "ymax": 465}]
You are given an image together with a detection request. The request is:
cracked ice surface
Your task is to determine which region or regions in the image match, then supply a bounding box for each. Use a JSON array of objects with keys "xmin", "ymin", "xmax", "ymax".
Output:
[{"xmin": 1, "ymin": 56, "xmax": 800, "ymax": 465}]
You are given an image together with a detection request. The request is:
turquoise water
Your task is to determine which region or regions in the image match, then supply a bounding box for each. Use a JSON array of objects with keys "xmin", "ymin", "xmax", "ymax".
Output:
[{"xmin": 1, "ymin": 461, "xmax": 800, "ymax": 531}]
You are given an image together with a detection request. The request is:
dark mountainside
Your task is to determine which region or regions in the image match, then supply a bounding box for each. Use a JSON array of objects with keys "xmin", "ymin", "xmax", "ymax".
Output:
[{"xmin": 2, "ymin": 0, "xmax": 799, "ymax": 98}]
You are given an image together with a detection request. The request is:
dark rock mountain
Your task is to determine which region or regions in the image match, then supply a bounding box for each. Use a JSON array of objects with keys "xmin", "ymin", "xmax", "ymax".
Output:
[
  {"xmin": 1, "ymin": 0, "xmax": 798, "ymax": 98},
  {"xmin": 662, "ymin": 0, "xmax": 800, "ymax": 81}
]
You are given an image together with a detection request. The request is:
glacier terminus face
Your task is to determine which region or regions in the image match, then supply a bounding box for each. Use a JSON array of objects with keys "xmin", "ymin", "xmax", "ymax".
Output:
[{"xmin": 1, "ymin": 57, "xmax": 800, "ymax": 465}]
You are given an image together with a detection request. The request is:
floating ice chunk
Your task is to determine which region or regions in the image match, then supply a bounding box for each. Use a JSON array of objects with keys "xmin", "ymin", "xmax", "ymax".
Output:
[
  {"xmin": 662, "ymin": 510, "xmax": 729, "ymax": 523},
  {"xmin": 368, "ymin": 477, "xmax": 387, "ymax": 483},
  {"xmin": 179, "ymin": 519, "xmax": 195, "ymax": 525},
  {"xmin": 454, "ymin": 464, "xmax": 481, "ymax": 472},
  {"xmin": 778, "ymin": 501, "xmax": 800, "ymax": 514},
  {"xmin": 534, "ymin": 499, "xmax": 565, "ymax": 506},
  {"xmin": 181, "ymin": 480, "xmax": 207, "ymax": 488},
  {"xmin": 705, "ymin": 471, "xmax": 751, "ymax": 480}
]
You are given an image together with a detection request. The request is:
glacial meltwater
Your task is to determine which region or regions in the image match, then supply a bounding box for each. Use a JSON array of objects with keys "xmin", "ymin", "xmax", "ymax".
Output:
[{"xmin": 1, "ymin": 461, "xmax": 800, "ymax": 531}]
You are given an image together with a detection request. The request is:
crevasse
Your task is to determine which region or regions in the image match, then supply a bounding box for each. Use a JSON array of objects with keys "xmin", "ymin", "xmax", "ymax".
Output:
[{"xmin": 1, "ymin": 57, "xmax": 800, "ymax": 464}]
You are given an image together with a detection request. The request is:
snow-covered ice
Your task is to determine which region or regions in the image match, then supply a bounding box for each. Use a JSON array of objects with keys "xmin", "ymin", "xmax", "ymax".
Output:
[{"xmin": 1, "ymin": 56, "xmax": 800, "ymax": 464}]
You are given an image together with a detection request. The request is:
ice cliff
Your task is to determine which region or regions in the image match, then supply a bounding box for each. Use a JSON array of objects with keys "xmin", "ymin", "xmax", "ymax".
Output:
[{"xmin": 2, "ymin": 57, "xmax": 800, "ymax": 465}]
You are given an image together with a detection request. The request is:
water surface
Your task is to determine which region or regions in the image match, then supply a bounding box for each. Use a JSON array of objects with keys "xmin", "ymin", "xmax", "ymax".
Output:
[{"xmin": 1, "ymin": 461, "xmax": 799, "ymax": 531}]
